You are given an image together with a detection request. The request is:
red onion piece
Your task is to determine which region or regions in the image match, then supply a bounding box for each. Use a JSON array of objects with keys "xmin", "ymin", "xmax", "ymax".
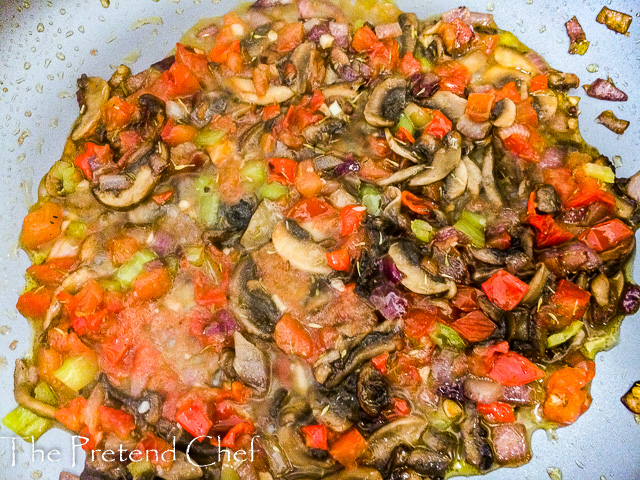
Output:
[
  {"xmin": 329, "ymin": 22, "xmax": 349, "ymax": 48},
  {"xmin": 196, "ymin": 24, "xmax": 219, "ymax": 38},
  {"xmin": 410, "ymin": 72, "xmax": 441, "ymax": 99},
  {"xmin": 370, "ymin": 283, "xmax": 408, "ymax": 321},
  {"xmin": 621, "ymin": 284, "xmax": 640, "ymax": 315},
  {"xmin": 307, "ymin": 22, "xmax": 330, "ymax": 43},
  {"xmin": 565, "ymin": 16, "xmax": 587, "ymax": 44},
  {"xmin": 382, "ymin": 256, "xmax": 403, "ymax": 284},
  {"xmin": 583, "ymin": 78, "xmax": 628, "ymax": 102},
  {"xmin": 468, "ymin": 11, "xmax": 495, "ymax": 27},
  {"xmin": 151, "ymin": 230, "xmax": 175, "ymax": 256},
  {"xmin": 430, "ymin": 349, "xmax": 456, "ymax": 387},
  {"xmin": 438, "ymin": 382, "xmax": 465, "ymax": 401},
  {"xmin": 500, "ymin": 384, "xmax": 534, "ymax": 405},
  {"xmin": 245, "ymin": 9, "xmax": 271, "ymax": 28},
  {"xmin": 204, "ymin": 309, "xmax": 237, "ymax": 336},
  {"xmin": 524, "ymin": 51, "xmax": 549, "ymax": 74},
  {"xmin": 492, "ymin": 423, "xmax": 530, "ymax": 464},
  {"xmin": 340, "ymin": 65, "xmax": 359, "ymax": 81},
  {"xmin": 375, "ymin": 22, "xmax": 402, "ymax": 39},
  {"xmin": 626, "ymin": 171, "xmax": 640, "ymax": 203},
  {"xmin": 334, "ymin": 155, "xmax": 360, "ymax": 176},
  {"xmin": 143, "ymin": 258, "xmax": 164, "ymax": 272},
  {"xmin": 597, "ymin": 110, "xmax": 630, "ymax": 134},
  {"xmin": 463, "ymin": 377, "xmax": 504, "ymax": 403},
  {"xmin": 442, "ymin": 6, "xmax": 470, "ymax": 24},
  {"xmin": 538, "ymin": 146, "xmax": 566, "ymax": 169}
]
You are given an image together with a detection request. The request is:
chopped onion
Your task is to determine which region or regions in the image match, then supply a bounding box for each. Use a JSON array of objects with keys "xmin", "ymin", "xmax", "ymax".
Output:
[
  {"xmin": 382, "ymin": 256, "xmax": 403, "ymax": 284},
  {"xmin": 442, "ymin": 7, "xmax": 470, "ymax": 24},
  {"xmin": 375, "ymin": 22, "xmax": 402, "ymax": 39},
  {"xmin": 597, "ymin": 110, "xmax": 630, "ymax": 134},
  {"xmin": 620, "ymin": 284, "xmax": 640, "ymax": 315},
  {"xmin": 329, "ymin": 22, "xmax": 349, "ymax": 49},
  {"xmin": 492, "ymin": 423, "xmax": 530, "ymax": 464},
  {"xmin": 565, "ymin": 16, "xmax": 589, "ymax": 55},
  {"xmin": 410, "ymin": 73, "xmax": 441, "ymax": 99},
  {"xmin": 539, "ymin": 146, "xmax": 566, "ymax": 169},
  {"xmin": 463, "ymin": 377, "xmax": 503, "ymax": 403},
  {"xmin": 583, "ymin": 78, "xmax": 628, "ymax": 102},
  {"xmin": 196, "ymin": 23, "xmax": 219, "ymax": 38},
  {"xmin": 370, "ymin": 283, "xmax": 408, "ymax": 321}
]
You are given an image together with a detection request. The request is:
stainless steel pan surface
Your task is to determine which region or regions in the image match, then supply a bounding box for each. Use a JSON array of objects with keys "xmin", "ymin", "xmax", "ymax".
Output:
[{"xmin": 0, "ymin": 0, "xmax": 638, "ymax": 478}]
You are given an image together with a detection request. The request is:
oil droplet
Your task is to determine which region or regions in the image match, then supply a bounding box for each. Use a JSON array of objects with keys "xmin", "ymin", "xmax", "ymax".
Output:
[
  {"xmin": 0, "ymin": 326, "xmax": 11, "ymax": 335},
  {"xmin": 24, "ymin": 111, "xmax": 31, "ymax": 117},
  {"xmin": 24, "ymin": 62, "xmax": 31, "ymax": 70},
  {"xmin": 539, "ymin": 25, "xmax": 547, "ymax": 33},
  {"xmin": 486, "ymin": 1, "xmax": 494, "ymax": 11},
  {"xmin": 56, "ymin": 52, "xmax": 65, "ymax": 61},
  {"xmin": 547, "ymin": 467, "xmax": 562, "ymax": 480},
  {"xmin": 587, "ymin": 63, "xmax": 599, "ymax": 73},
  {"xmin": 526, "ymin": 0, "xmax": 533, "ymax": 4},
  {"xmin": 78, "ymin": 25, "xmax": 85, "ymax": 33},
  {"xmin": 36, "ymin": 22, "xmax": 44, "ymax": 32},
  {"xmin": 49, "ymin": 117, "xmax": 58, "ymax": 128},
  {"xmin": 59, "ymin": 8, "xmax": 66, "ymax": 14},
  {"xmin": 35, "ymin": 83, "xmax": 43, "ymax": 93},
  {"xmin": 18, "ymin": 130, "xmax": 30, "ymax": 145},
  {"xmin": 9, "ymin": 340, "xmax": 18, "ymax": 351},
  {"xmin": 44, "ymin": 58, "xmax": 51, "ymax": 68}
]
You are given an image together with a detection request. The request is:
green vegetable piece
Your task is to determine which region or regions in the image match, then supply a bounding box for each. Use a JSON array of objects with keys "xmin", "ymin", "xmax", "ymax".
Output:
[
  {"xmin": 66, "ymin": 221, "xmax": 87, "ymax": 239},
  {"xmin": 258, "ymin": 182, "xmax": 289, "ymax": 200},
  {"xmin": 547, "ymin": 321, "xmax": 583, "ymax": 348},
  {"xmin": 194, "ymin": 128, "xmax": 226, "ymax": 148},
  {"xmin": 34, "ymin": 381, "xmax": 57, "ymax": 406},
  {"xmin": 404, "ymin": 103, "xmax": 430, "ymax": 128},
  {"xmin": 50, "ymin": 161, "xmax": 81, "ymax": 195},
  {"xmin": 453, "ymin": 210, "xmax": 486, "ymax": 248},
  {"xmin": 195, "ymin": 176, "xmax": 220, "ymax": 227},
  {"xmin": 411, "ymin": 219, "xmax": 434, "ymax": 243},
  {"xmin": 128, "ymin": 459, "xmax": 154, "ymax": 478},
  {"xmin": 361, "ymin": 185, "xmax": 382, "ymax": 215},
  {"xmin": 2, "ymin": 407, "xmax": 52, "ymax": 441},
  {"xmin": 582, "ymin": 332, "xmax": 619, "ymax": 359},
  {"xmin": 431, "ymin": 323, "xmax": 466, "ymax": 349},
  {"xmin": 54, "ymin": 355, "xmax": 99, "ymax": 392},
  {"xmin": 583, "ymin": 163, "xmax": 615, "ymax": 183},
  {"xmin": 116, "ymin": 249, "xmax": 157, "ymax": 288},
  {"xmin": 395, "ymin": 113, "xmax": 415, "ymax": 136},
  {"xmin": 241, "ymin": 161, "xmax": 268, "ymax": 191},
  {"xmin": 185, "ymin": 246, "xmax": 205, "ymax": 266},
  {"xmin": 498, "ymin": 31, "xmax": 528, "ymax": 53}
]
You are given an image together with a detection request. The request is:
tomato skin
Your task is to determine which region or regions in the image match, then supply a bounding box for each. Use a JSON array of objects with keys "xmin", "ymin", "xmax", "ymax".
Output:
[
  {"xmin": 275, "ymin": 314, "xmax": 315, "ymax": 359},
  {"xmin": 21, "ymin": 202, "xmax": 65, "ymax": 249},
  {"xmin": 176, "ymin": 399, "xmax": 212, "ymax": 440},
  {"xmin": 152, "ymin": 189, "xmax": 174, "ymax": 205},
  {"xmin": 424, "ymin": 110, "xmax": 453, "ymax": 139},
  {"xmin": 340, "ymin": 205, "xmax": 367, "ymax": 236},
  {"xmin": 329, "ymin": 428, "xmax": 368, "ymax": 468},
  {"xmin": 401, "ymin": 191, "xmax": 438, "ymax": 215},
  {"xmin": 16, "ymin": 288, "xmax": 54, "ymax": 319},
  {"xmin": 481, "ymin": 270, "xmax": 529, "ymax": 311},
  {"xmin": 477, "ymin": 402, "xmax": 516, "ymax": 423},
  {"xmin": 578, "ymin": 219, "xmax": 633, "ymax": 252},
  {"xmin": 301, "ymin": 424, "xmax": 329, "ymax": 450},
  {"xmin": 326, "ymin": 248, "xmax": 350, "ymax": 271},
  {"xmin": 489, "ymin": 351, "xmax": 544, "ymax": 386},
  {"xmin": 219, "ymin": 421, "xmax": 254, "ymax": 448}
]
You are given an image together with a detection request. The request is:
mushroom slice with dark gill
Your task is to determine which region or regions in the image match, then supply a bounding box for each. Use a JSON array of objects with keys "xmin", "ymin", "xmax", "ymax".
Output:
[
  {"xmin": 388, "ymin": 242, "xmax": 455, "ymax": 296},
  {"xmin": 71, "ymin": 75, "xmax": 109, "ymax": 141},
  {"xmin": 364, "ymin": 77, "xmax": 407, "ymax": 127},
  {"xmin": 271, "ymin": 220, "xmax": 332, "ymax": 274},
  {"xmin": 92, "ymin": 142, "xmax": 169, "ymax": 209}
]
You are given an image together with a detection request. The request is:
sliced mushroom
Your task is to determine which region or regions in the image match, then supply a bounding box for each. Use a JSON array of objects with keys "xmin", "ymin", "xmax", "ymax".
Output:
[
  {"xmin": 456, "ymin": 114, "xmax": 492, "ymax": 140},
  {"xmin": 364, "ymin": 77, "xmax": 407, "ymax": 127},
  {"xmin": 323, "ymin": 468, "xmax": 383, "ymax": 480},
  {"xmin": 493, "ymin": 46, "xmax": 539, "ymax": 75},
  {"xmin": 303, "ymin": 118, "xmax": 346, "ymax": 145},
  {"xmin": 322, "ymin": 82, "xmax": 360, "ymax": 100},
  {"xmin": 93, "ymin": 142, "xmax": 169, "ymax": 210},
  {"xmin": 276, "ymin": 424, "xmax": 337, "ymax": 476},
  {"xmin": 409, "ymin": 133, "xmax": 462, "ymax": 186},
  {"xmin": 532, "ymin": 90, "xmax": 558, "ymax": 121},
  {"xmin": 233, "ymin": 331, "xmax": 269, "ymax": 392},
  {"xmin": 423, "ymin": 91, "xmax": 467, "ymax": 120},
  {"xmin": 357, "ymin": 364, "xmax": 391, "ymax": 417},
  {"xmin": 534, "ymin": 184, "xmax": 560, "ymax": 214},
  {"xmin": 364, "ymin": 416, "xmax": 428, "ymax": 469},
  {"xmin": 444, "ymin": 160, "xmax": 468, "ymax": 200},
  {"xmin": 238, "ymin": 121, "xmax": 266, "ymax": 161},
  {"xmin": 388, "ymin": 242, "xmax": 455, "ymax": 296},
  {"xmin": 377, "ymin": 164, "xmax": 426, "ymax": 187},
  {"xmin": 461, "ymin": 410, "xmax": 494, "ymax": 471},
  {"xmin": 385, "ymin": 128, "xmax": 420, "ymax": 162},
  {"xmin": 241, "ymin": 200, "xmax": 284, "ymax": 250},
  {"xmin": 72, "ymin": 76, "xmax": 110, "ymax": 141},
  {"xmin": 272, "ymin": 220, "xmax": 332, "ymax": 274},
  {"xmin": 291, "ymin": 42, "xmax": 326, "ymax": 95},
  {"xmin": 491, "ymin": 98, "xmax": 516, "ymax": 128},
  {"xmin": 463, "ymin": 156, "xmax": 482, "ymax": 196},
  {"xmin": 482, "ymin": 65, "xmax": 530, "ymax": 86},
  {"xmin": 397, "ymin": 13, "xmax": 418, "ymax": 57},
  {"xmin": 481, "ymin": 146, "xmax": 502, "ymax": 207},
  {"xmin": 591, "ymin": 272, "xmax": 610, "ymax": 307},
  {"xmin": 14, "ymin": 360, "xmax": 57, "ymax": 419},
  {"xmin": 190, "ymin": 91, "xmax": 229, "ymax": 128},
  {"xmin": 228, "ymin": 77, "xmax": 294, "ymax": 105},
  {"xmin": 547, "ymin": 71, "xmax": 580, "ymax": 91},
  {"xmin": 405, "ymin": 447, "xmax": 451, "ymax": 477}
]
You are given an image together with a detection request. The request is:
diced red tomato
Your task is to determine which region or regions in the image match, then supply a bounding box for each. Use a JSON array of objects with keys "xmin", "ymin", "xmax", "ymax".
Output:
[
  {"xmin": 515, "ymin": 98, "xmax": 539, "ymax": 127},
  {"xmin": 275, "ymin": 314, "xmax": 315, "ymax": 359},
  {"xmin": 403, "ymin": 308, "xmax": 437, "ymax": 339},
  {"xmin": 340, "ymin": 205, "xmax": 367, "ymax": 236},
  {"xmin": 368, "ymin": 39, "xmax": 399, "ymax": 73},
  {"xmin": 102, "ymin": 333, "xmax": 132, "ymax": 366},
  {"xmin": 401, "ymin": 191, "xmax": 438, "ymax": 215},
  {"xmin": 465, "ymin": 93, "xmax": 494, "ymax": 122},
  {"xmin": 167, "ymin": 61, "xmax": 201, "ymax": 97},
  {"xmin": 309, "ymin": 89, "xmax": 325, "ymax": 112},
  {"xmin": 55, "ymin": 397, "xmax": 87, "ymax": 432},
  {"xmin": 219, "ymin": 421, "xmax": 254, "ymax": 448},
  {"xmin": 269, "ymin": 157, "xmax": 298, "ymax": 185},
  {"xmin": 193, "ymin": 271, "xmax": 227, "ymax": 309},
  {"xmin": 372, "ymin": 352, "xmax": 389, "ymax": 374},
  {"xmin": 578, "ymin": 219, "xmax": 633, "ymax": 252},
  {"xmin": 108, "ymin": 235, "xmax": 140, "ymax": 266},
  {"xmin": 208, "ymin": 39, "xmax": 240, "ymax": 63},
  {"xmin": 277, "ymin": 22, "xmax": 305, "ymax": 53},
  {"xmin": 396, "ymin": 126, "xmax": 415, "ymax": 144},
  {"xmin": 152, "ymin": 189, "xmax": 174, "ymax": 205},
  {"xmin": 137, "ymin": 432, "xmax": 174, "ymax": 468},
  {"xmin": 176, "ymin": 399, "xmax": 212, "ymax": 440},
  {"xmin": 73, "ymin": 143, "xmax": 113, "ymax": 181},
  {"xmin": 326, "ymin": 248, "xmax": 350, "ymax": 271},
  {"xmin": 262, "ymin": 104, "xmax": 281, "ymax": 121},
  {"xmin": 21, "ymin": 202, "xmax": 65, "ymax": 250},
  {"xmin": 434, "ymin": 61, "xmax": 471, "ymax": 96},
  {"xmin": 399, "ymin": 51, "xmax": 421, "ymax": 77},
  {"xmin": 424, "ymin": 110, "xmax": 453, "ymax": 139},
  {"xmin": 352, "ymin": 25, "xmax": 378, "ymax": 52},
  {"xmin": 329, "ymin": 428, "xmax": 368, "ymax": 468},
  {"xmin": 489, "ymin": 351, "xmax": 544, "ymax": 386},
  {"xmin": 475, "ymin": 33, "xmax": 499, "ymax": 54},
  {"xmin": 438, "ymin": 18, "xmax": 473, "ymax": 52},
  {"xmin": 451, "ymin": 286, "xmax": 480, "ymax": 312},
  {"xmin": 477, "ymin": 402, "xmax": 516, "ymax": 423},
  {"xmin": 134, "ymin": 267, "xmax": 172, "ymax": 301},
  {"xmin": 452, "ymin": 310, "xmax": 496, "ymax": 343},
  {"xmin": 481, "ymin": 270, "xmax": 529, "ymax": 311},
  {"xmin": 543, "ymin": 362, "xmax": 595, "ymax": 424},
  {"xmin": 537, "ymin": 279, "xmax": 591, "ymax": 330},
  {"xmin": 161, "ymin": 118, "xmax": 198, "ymax": 147},
  {"xmin": 74, "ymin": 280, "xmax": 104, "ymax": 317},
  {"xmin": 503, "ymin": 134, "xmax": 538, "ymax": 162},
  {"xmin": 27, "ymin": 257, "xmax": 76, "ymax": 285},
  {"xmin": 16, "ymin": 288, "xmax": 54, "ymax": 319},
  {"xmin": 175, "ymin": 43, "xmax": 210, "ymax": 84},
  {"xmin": 99, "ymin": 406, "xmax": 135, "ymax": 440},
  {"xmin": 295, "ymin": 159, "xmax": 325, "ymax": 198},
  {"xmin": 493, "ymin": 82, "xmax": 521, "ymax": 104},
  {"xmin": 105, "ymin": 97, "xmax": 136, "ymax": 130},
  {"xmin": 564, "ymin": 170, "xmax": 615, "ymax": 210},
  {"xmin": 530, "ymin": 74, "xmax": 548, "ymax": 92},
  {"xmin": 289, "ymin": 197, "xmax": 335, "ymax": 221},
  {"xmin": 527, "ymin": 192, "xmax": 574, "ymax": 247},
  {"xmin": 301, "ymin": 424, "xmax": 329, "ymax": 450}
]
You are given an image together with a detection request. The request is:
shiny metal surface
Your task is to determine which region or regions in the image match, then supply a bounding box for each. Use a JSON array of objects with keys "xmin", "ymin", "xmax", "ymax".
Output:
[{"xmin": 0, "ymin": 0, "xmax": 638, "ymax": 478}]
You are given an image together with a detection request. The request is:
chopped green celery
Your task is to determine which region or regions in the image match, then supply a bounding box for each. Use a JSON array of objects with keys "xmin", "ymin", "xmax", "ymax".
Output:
[
  {"xmin": 194, "ymin": 128, "xmax": 226, "ymax": 148},
  {"xmin": 99, "ymin": 278, "xmax": 123, "ymax": 292},
  {"xmin": 352, "ymin": 19, "xmax": 365, "ymax": 32},
  {"xmin": 3, "ymin": 407, "xmax": 52, "ymax": 441},
  {"xmin": 28, "ymin": 249, "xmax": 50, "ymax": 266},
  {"xmin": 361, "ymin": 185, "xmax": 382, "ymax": 215},
  {"xmin": 498, "ymin": 31, "xmax": 528, "ymax": 53},
  {"xmin": 453, "ymin": 210, "xmax": 486, "ymax": 248},
  {"xmin": 547, "ymin": 321, "xmax": 583, "ymax": 348},
  {"xmin": 66, "ymin": 220, "xmax": 87, "ymax": 239},
  {"xmin": 583, "ymin": 163, "xmax": 615, "ymax": 183},
  {"xmin": 128, "ymin": 459, "xmax": 154, "ymax": 478},
  {"xmin": 23, "ymin": 275, "xmax": 40, "ymax": 293},
  {"xmin": 569, "ymin": 39, "xmax": 590, "ymax": 56},
  {"xmin": 404, "ymin": 103, "xmax": 430, "ymax": 128},
  {"xmin": 411, "ymin": 220, "xmax": 434, "ymax": 243},
  {"xmin": 431, "ymin": 323, "xmax": 466, "ymax": 349},
  {"xmin": 185, "ymin": 246, "xmax": 205, "ymax": 266},
  {"xmin": 50, "ymin": 161, "xmax": 80, "ymax": 195},
  {"xmin": 54, "ymin": 355, "xmax": 99, "ymax": 391},
  {"xmin": 419, "ymin": 57, "xmax": 433, "ymax": 73},
  {"xmin": 34, "ymin": 381, "xmax": 57, "ymax": 406},
  {"xmin": 116, "ymin": 249, "xmax": 157, "ymax": 288},
  {"xmin": 241, "ymin": 161, "xmax": 268, "ymax": 191},
  {"xmin": 165, "ymin": 255, "xmax": 179, "ymax": 276},
  {"xmin": 258, "ymin": 182, "xmax": 289, "ymax": 200},
  {"xmin": 195, "ymin": 175, "xmax": 220, "ymax": 227},
  {"xmin": 395, "ymin": 113, "xmax": 415, "ymax": 136},
  {"xmin": 582, "ymin": 332, "xmax": 619, "ymax": 359}
]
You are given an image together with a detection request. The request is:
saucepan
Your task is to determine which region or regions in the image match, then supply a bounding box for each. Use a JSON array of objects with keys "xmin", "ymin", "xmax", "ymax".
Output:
[{"xmin": 0, "ymin": 0, "xmax": 638, "ymax": 478}]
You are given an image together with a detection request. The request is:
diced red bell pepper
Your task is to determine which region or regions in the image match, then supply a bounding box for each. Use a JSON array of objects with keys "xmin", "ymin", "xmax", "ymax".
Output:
[
  {"xmin": 564, "ymin": 172, "xmax": 615, "ymax": 210},
  {"xmin": 368, "ymin": 39, "xmax": 399, "ymax": 73},
  {"xmin": 493, "ymin": 81, "xmax": 521, "ymax": 104},
  {"xmin": 269, "ymin": 157, "xmax": 298, "ymax": 185},
  {"xmin": 309, "ymin": 90, "xmax": 325, "ymax": 112},
  {"xmin": 403, "ymin": 307, "xmax": 439, "ymax": 339},
  {"xmin": 219, "ymin": 421, "xmax": 254, "ymax": 448},
  {"xmin": 503, "ymin": 134, "xmax": 538, "ymax": 162},
  {"xmin": 340, "ymin": 205, "xmax": 367, "ymax": 236},
  {"xmin": 424, "ymin": 110, "xmax": 453, "ymax": 139},
  {"xmin": 481, "ymin": 270, "xmax": 529, "ymax": 311},
  {"xmin": 74, "ymin": 142, "xmax": 113, "ymax": 181},
  {"xmin": 275, "ymin": 314, "xmax": 315, "ymax": 359},
  {"xmin": 99, "ymin": 406, "xmax": 136, "ymax": 440},
  {"xmin": 262, "ymin": 104, "xmax": 281, "ymax": 121},
  {"xmin": 327, "ymin": 248, "xmax": 350, "ymax": 271},
  {"xmin": 301, "ymin": 424, "xmax": 329, "ymax": 450},
  {"xmin": 108, "ymin": 235, "xmax": 140, "ymax": 266},
  {"xmin": 208, "ymin": 39, "xmax": 240, "ymax": 63},
  {"xmin": 530, "ymin": 74, "xmax": 548, "ymax": 92},
  {"xmin": 527, "ymin": 193, "xmax": 574, "ymax": 247},
  {"xmin": 176, "ymin": 399, "xmax": 212, "ymax": 440},
  {"xmin": 396, "ymin": 126, "xmax": 415, "ymax": 144},
  {"xmin": 540, "ymin": 279, "xmax": 591, "ymax": 329},
  {"xmin": 399, "ymin": 51, "xmax": 421, "ymax": 77},
  {"xmin": 465, "ymin": 93, "xmax": 495, "ymax": 122},
  {"xmin": 288, "ymin": 197, "xmax": 335, "ymax": 221},
  {"xmin": 578, "ymin": 219, "xmax": 633, "ymax": 252},
  {"xmin": 515, "ymin": 98, "xmax": 539, "ymax": 126},
  {"xmin": 452, "ymin": 310, "xmax": 496, "ymax": 343},
  {"xmin": 105, "ymin": 96, "xmax": 136, "ymax": 130},
  {"xmin": 352, "ymin": 25, "xmax": 378, "ymax": 52},
  {"xmin": 401, "ymin": 191, "xmax": 438, "ymax": 215},
  {"xmin": 16, "ymin": 288, "xmax": 54, "ymax": 319},
  {"xmin": 167, "ymin": 61, "xmax": 201, "ymax": 97},
  {"xmin": 477, "ymin": 402, "xmax": 516, "ymax": 423},
  {"xmin": 55, "ymin": 397, "xmax": 87, "ymax": 432},
  {"xmin": 152, "ymin": 189, "xmax": 174, "ymax": 205},
  {"xmin": 489, "ymin": 351, "xmax": 544, "ymax": 386},
  {"xmin": 329, "ymin": 428, "xmax": 368, "ymax": 468},
  {"xmin": 372, "ymin": 352, "xmax": 389, "ymax": 374},
  {"xmin": 276, "ymin": 22, "xmax": 305, "ymax": 53},
  {"xmin": 433, "ymin": 61, "xmax": 471, "ymax": 96}
]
